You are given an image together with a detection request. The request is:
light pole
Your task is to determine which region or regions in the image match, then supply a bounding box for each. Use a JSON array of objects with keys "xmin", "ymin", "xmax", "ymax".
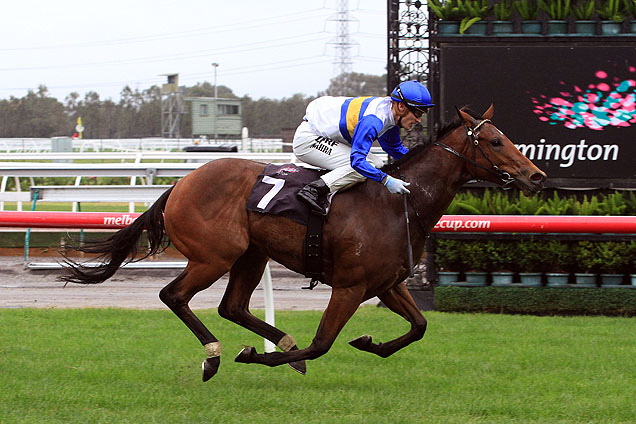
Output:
[
  {"xmin": 212, "ymin": 62, "xmax": 219, "ymax": 99},
  {"xmin": 211, "ymin": 62, "xmax": 219, "ymax": 141}
]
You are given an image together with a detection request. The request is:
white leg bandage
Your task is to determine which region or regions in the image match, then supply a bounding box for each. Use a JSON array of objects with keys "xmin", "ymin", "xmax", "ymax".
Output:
[
  {"xmin": 277, "ymin": 334, "xmax": 296, "ymax": 352},
  {"xmin": 204, "ymin": 342, "xmax": 222, "ymax": 358}
]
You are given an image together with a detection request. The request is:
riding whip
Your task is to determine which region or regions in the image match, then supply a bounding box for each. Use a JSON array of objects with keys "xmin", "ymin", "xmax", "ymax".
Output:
[{"xmin": 403, "ymin": 193, "xmax": 415, "ymax": 278}]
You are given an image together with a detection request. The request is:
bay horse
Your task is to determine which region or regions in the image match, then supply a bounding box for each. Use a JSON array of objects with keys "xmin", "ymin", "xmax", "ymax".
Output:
[{"xmin": 62, "ymin": 105, "xmax": 546, "ymax": 381}]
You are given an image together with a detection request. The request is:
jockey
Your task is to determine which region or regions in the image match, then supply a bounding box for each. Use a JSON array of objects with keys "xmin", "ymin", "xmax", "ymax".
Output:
[{"xmin": 293, "ymin": 80, "xmax": 434, "ymax": 216}]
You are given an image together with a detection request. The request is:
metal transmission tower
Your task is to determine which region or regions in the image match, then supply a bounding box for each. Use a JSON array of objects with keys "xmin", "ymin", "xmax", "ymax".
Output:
[
  {"xmin": 161, "ymin": 73, "xmax": 185, "ymax": 138},
  {"xmin": 328, "ymin": 0, "xmax": 358, "ymax": 95}
]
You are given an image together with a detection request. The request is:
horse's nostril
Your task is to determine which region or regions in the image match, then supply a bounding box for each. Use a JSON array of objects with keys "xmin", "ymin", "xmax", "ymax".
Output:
[{"xmin": 530, "ymin": 173, "xmax": 545, "ymax": 182}]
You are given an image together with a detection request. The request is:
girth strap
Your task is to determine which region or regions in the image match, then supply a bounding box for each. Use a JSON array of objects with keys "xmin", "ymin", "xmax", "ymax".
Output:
[{"xmin": 302, "ymin": 210, "xmax": 324, "ymax": 289}]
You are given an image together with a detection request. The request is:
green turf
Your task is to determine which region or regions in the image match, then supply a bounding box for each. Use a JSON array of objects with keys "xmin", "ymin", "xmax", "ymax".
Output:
[{"xmin": 0, "ymin": 308, "xmax": 634, "ymax": 423}]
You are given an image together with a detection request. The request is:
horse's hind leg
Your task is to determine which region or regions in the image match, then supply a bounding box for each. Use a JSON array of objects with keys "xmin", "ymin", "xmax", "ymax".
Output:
[
  {"xmin": 159, "ymin": 261, "xmax": 229, "ymax": 381},
  {"xmin": 218, "ymin": 245, "xmax": 307, "ymax": 374},
  {"xmin": 235, "ymin": 285, "xmax": 366, "ymax": 369},
  {"xmin": 349, "ymin": 282, "xmax": 427, "ymax": 357}
]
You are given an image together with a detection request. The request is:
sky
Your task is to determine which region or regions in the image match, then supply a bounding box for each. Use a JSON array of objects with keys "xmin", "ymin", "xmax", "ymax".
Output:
[{"xmin": 0, "ymin": 0, "xmax": 387, "ymax": 103}]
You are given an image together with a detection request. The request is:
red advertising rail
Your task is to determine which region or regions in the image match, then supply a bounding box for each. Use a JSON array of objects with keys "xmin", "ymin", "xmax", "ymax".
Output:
[
  {"xmin": 0, "ymin": 211, "xmax": 142, "ymax": 229},
  {"xmin": 0, "ymin": 211, "xmax": 635, "ymax": 233},
  {"xmin": 432, "ymin": 215, "xmax": 636, "ymax": 233}
]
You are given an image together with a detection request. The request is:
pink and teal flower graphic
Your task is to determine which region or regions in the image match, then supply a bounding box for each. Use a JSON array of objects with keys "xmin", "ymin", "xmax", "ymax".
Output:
[{"xmin": 530, "ymin": 66, "xmax": 636, "ymax": 130}]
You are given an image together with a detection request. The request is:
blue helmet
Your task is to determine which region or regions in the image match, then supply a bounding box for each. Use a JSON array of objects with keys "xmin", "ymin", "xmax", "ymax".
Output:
[{"xmin": 390, "ymin": 80, "xmax": 434, "ymax": 114}]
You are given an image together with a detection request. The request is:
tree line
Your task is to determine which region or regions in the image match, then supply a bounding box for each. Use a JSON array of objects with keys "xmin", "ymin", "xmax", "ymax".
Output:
[{"xmin": 0, "ymin": 73, "xmax": 386, "ymax": 139}]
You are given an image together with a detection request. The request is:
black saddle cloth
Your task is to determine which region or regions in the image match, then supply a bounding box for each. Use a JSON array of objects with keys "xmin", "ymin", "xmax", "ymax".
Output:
[{"xmin": 246, "ymin": 163, "xmax": 325, "ymax": 226}]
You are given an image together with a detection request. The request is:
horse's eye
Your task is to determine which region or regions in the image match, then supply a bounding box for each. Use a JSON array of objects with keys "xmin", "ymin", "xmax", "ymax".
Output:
[{"xmin": 490, "ymin": 138, "xmax": 502, "ymax": 147}]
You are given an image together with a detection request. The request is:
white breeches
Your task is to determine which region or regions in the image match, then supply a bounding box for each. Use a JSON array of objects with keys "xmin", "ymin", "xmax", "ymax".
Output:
[{"xmin": 292, "ymin": 121, "xmax": 384, "ymax": 193}]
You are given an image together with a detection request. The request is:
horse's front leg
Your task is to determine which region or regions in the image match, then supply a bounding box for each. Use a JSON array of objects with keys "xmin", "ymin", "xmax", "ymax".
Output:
[
  {"xmin": 235, "ymin": 285, "xmax": 365, "ymax": 369},
  {"xmin": 349, "ymin": 282, "xmax": 427, "ymax": 358}
]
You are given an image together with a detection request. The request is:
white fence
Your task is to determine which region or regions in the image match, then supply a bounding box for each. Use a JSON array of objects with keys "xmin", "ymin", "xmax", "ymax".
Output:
[
  {"xmin": 0, "ymin": 145, "xmax": 389, "ymax": 212},
  {"xmin": 0, "ymin": 137, "xmax": 285, "ymax": 153},
  {"xmin": 0, "ymin": 152, "xmax": 301, "ymax": 211}
]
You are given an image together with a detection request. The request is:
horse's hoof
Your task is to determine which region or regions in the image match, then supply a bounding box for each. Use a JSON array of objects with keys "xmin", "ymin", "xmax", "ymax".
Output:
[
  {"xmin": 234, "ymin": 346, "xmax": 256, "ymax": 363},
  {"xmin": 288, "ymin": 360, "xmax": 307, "ymax": 375},
  {"xmin": 202, "ymin": 356, "xmax": 220, "ymax": 382},
  {"xmin": 349, "ymin": 335, "xmax": 373, "ymax": 351}
]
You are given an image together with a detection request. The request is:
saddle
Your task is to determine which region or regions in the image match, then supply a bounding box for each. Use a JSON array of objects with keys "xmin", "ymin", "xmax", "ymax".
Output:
[{"xmin": 246, "ymin": 163, "xmax": 328, "ymax": 285}]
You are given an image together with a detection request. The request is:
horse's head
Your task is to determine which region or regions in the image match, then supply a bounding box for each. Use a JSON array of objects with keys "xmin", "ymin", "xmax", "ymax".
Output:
[{"xmin": 451, "ymin": 104, "xmax": 547, "ymax": 195}]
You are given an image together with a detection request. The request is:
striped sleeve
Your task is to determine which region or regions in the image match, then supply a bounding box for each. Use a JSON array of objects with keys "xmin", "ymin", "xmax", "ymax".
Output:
[
  {"xmin": 378, "ymin": 126, "xmax": 409, "ymax": 159},
  {"xmin": 349, "ymin": 115, "xmax": 386, "ymax": 182}
]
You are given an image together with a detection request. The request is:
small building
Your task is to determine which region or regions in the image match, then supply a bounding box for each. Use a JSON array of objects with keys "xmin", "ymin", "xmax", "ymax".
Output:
[{"xmin": 186, "ymin": 97, "xmax": 242, "ymax": 138}]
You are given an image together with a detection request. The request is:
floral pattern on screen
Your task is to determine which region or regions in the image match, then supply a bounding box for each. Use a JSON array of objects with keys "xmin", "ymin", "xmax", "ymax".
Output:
[{"xmin": 530, "ymin": 66, "xmax": 636, "ymax": 131}]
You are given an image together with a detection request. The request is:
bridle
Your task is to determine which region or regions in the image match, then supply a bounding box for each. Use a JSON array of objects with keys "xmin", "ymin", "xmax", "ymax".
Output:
[
  {"xmin": 433, "ymin": 119, "xmax": 516, "ymax": 189},
  {"xmin": 397, "ymin": 118, "xmax": 517, "ymax": 274}
]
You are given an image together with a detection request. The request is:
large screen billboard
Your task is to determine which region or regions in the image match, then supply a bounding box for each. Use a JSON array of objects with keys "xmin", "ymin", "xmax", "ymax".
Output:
[{"xmin": 438, "ymin": 43, "xmax": 636, "ymax": 187}]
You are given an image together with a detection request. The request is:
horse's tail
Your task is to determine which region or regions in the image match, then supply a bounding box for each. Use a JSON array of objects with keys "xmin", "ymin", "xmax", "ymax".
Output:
[{"xmin": 60, "ymin": 185, "xmax": 175, "ymax": 285}]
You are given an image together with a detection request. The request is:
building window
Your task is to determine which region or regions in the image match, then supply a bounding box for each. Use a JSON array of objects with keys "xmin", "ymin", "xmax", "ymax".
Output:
[
  {"xmin": 199, "ymin": 104, "xmax": 208, "ymax": 116},
  {"xmin": 218, "ymin": 104, "xmax": 239, "ymax": 115}
]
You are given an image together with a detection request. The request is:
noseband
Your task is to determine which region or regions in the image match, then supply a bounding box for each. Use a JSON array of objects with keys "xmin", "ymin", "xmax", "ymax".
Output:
[{"xmin": 433, "ymin": 119, "xmax": 516, "ymax": 189}]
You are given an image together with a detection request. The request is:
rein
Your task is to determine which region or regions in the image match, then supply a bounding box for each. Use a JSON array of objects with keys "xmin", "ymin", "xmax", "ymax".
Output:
[
  {"xmin": 395, "ymin": 118, "xmax": 515, "ymax": 276},
  {"xmin": 397, "ymin": 168, "xmax": 428, "ymax": 236},
  {"xmin": 433, "ymin": 119, "xmax": 516, "ymax": 189},
  {"xmin": 398, "ymin": 169, "xmax": 428, "ymax": 277}
]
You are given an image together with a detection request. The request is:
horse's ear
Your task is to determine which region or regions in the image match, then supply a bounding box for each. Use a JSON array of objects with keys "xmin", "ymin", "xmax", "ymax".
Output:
[
  {"xmin": 456, "ymin": 107, "xmax": 477, "ymax": 127},
  {"xmin": 483, "ymin": 103, "xmax": 494, "ymax": 120}
]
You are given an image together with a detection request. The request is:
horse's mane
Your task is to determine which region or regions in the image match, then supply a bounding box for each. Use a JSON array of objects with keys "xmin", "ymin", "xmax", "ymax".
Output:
[{"xmin": 381, "ymin": 106, "xmax": 483, "ymax": 173}]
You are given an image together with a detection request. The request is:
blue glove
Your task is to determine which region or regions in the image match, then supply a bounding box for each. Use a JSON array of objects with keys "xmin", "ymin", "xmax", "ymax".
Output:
[{"xmin": 383, "ymin": 176, "xmax": 411, "ymax": 194}]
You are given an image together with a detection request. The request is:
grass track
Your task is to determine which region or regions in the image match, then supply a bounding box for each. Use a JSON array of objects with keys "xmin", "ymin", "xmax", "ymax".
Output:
[{"xmin": 1, "ymin": 308, "xmax": 635, "ymax": 423}]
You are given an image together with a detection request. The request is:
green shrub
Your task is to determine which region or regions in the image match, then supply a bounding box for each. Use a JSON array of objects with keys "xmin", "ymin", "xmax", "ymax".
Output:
[
  {"xmin": 572, "ymin": 0, "xmax": 596, "ymax": 19},
  {"xmin": 448, "ymin": 190, "xmax": 495, "ymax": 214},
  {"xmin": 514, "ymin": 192, "xmax": 548, "ymax": 214},
  {"xmin": 596, "ymin": 241, "xmax": 631, "ymax": 274},
  {"xmin": 439, "ymin": 189, "xmax": 634, "ymax": 277},
  {"xmin": 462, "ymin": 240, "xmax": 490, "ymax": 271},
  {"xmin": 542, "ymin": 191, "xmax": 573, "ymax": 215},
  {"xmin": 435, "ymin": 239, "xmax": 464, "ymax": 271},
  {"xmin": 625, "ymin": 192, "xmax": 636, "ymax": 215},
  {"xmin": 460, "ymin": 0, "xmax": 492, "ymax": 18},
  {"xmin": 515, "ymin": 239, "xmax": 548, "ymax": 272},
  {"xmin": 539, "ymin": 0, "xmax": 571, "ymax": 19},
  {"xmin": 445, "ymin": 189, "xmax": 635, "ymax": 217},
  {"xmin": 628, "ymin": 241, "xmax": 636, "ymax": 271},
  {"xmin": 574, "ymin": 241, "xmax": 600, "ymax": 273},
  {"xmin": 435, "ymin": 286, "xmax": 636, "ymax": 316},
  {"xmin": 514, "ymin": 0, "xmax": 540, "ymax": 19},
  {"xmin": 428, "ymin": 0, "xmax": 464, "ymax": 20},
  {"xmin": 486, "ymin": 240, "xmax": 516, "ymax": 271},
  {"xmin": 597, "ymin": 0, "xmax": 625, "ymax": 21},
  {"xmin": 494, "ymin": 0, "xmax": 513, "ymax": 20},
  {"xmin": 545, "ymin": 240, "xmax": 575, "ymax": 272},
  {"xmin": 457, "ymin": 0, "xmax": 492, "ymax": 33},
  {"xmin": 598, "ymin": 192, "xmax": 627, "ymax": 215}
]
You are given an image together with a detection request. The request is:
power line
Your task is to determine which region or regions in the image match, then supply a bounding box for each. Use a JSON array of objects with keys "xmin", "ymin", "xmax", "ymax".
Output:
[
  {"xmin": 0, "ymin": 55, "xmax": 331, "ymax": 93},
  {"xmin": 0, "ymin": 8, "xmax": 331, "ymax": 52},
  {"xmin": 184, "ymin": 55, "xmax": 328, "ymax": 80},
  {"xmin": 0, "ymin": 33, "xmax": 331, "ymax": 72}
]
